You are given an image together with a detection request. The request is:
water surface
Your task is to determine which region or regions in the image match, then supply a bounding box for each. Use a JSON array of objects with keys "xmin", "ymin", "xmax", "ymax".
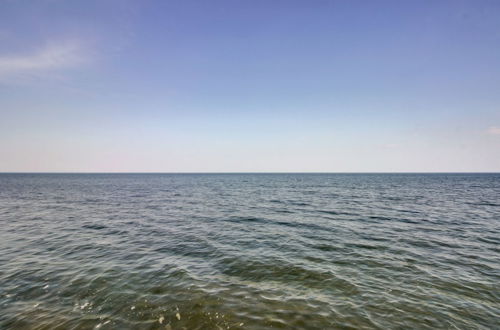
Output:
[{"xmin": 1, "ymin": 173, "xmax": 499, "ymax": 329}]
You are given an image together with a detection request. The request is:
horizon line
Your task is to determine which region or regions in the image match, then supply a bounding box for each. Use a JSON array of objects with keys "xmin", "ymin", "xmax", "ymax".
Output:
[{"xmin": 1, "ymin": 172, "xmax": 499, "ymax": 174}]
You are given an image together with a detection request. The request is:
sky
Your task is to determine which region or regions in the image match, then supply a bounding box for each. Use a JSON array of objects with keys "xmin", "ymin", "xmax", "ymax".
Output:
[{"xmin": 1, "ymin": 0, "xmax": 499, "ymax": 172}]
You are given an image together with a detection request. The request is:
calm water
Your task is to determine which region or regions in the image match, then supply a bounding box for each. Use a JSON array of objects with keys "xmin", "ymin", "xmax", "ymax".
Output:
[{"xmin": 1, "ymin": 173, "xmax": 499, "ymax": 329}]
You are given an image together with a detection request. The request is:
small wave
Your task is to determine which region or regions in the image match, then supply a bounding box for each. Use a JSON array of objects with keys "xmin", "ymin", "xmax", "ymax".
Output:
[
  {"xmin": 345, "ymin": 243, "xmax": 386, "ymax": 251},
  {"xmin": 467, "ymin": 202, "xmax": 500, "ymax": 207},
  {"xmin": 288, "ymin": 201, "xmax": 310, "ymax": 206},
  {"xmin": 318, "ymin": 210, "xmax": 341, "ymax": 216},
  {"xmin": 83, "ymin": 198, "xmax": 103, "ymax": 203},
  {"xmin": 217, "ymin": 257, "xmax": 358, "ymax": 293},
  {"xmin": 82, "ymin": 224, "xmax": 108, "ymax": 230},
  {"xmin": 273, "ymin": 209, "xmax": 294, "ymax": 214},
  {"xmin": 368, "ymin": 216, "xmax": 392, "ymax": 221},
  {"xmin": 309, "ymin": 244, "xmax": 342, "ymax": 252},
  {"xmin": 225, "ymin": 216, "xmax": 269, "ymax": 224}
]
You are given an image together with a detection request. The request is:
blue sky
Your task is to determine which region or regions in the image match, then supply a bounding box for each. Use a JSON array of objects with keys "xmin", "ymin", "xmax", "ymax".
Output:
[{"xmin": 1, "ymin": 0, "xmax": 499, "ymax": 172}]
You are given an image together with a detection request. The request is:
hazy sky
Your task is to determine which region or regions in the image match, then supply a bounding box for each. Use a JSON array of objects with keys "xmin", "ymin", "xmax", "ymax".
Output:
[{"xmin": 1, "ymin": 0, "xmax": 499, "ymax": 172}]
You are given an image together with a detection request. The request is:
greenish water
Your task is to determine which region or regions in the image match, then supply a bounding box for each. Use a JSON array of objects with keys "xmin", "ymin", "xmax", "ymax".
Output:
[{"xmin": 0, "ymin": 173, "xmax": 499, "ymax": 329}]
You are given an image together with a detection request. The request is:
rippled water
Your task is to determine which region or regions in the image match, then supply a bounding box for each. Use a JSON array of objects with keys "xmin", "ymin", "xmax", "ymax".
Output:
[{"xmin": 1, "ymin": 173, "xmax": 499, "ymax": 329}]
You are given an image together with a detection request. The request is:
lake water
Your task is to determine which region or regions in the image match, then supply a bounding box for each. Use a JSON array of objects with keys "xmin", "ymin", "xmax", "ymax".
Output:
[{"xmin": 0, "ymin": 173, "xmax": 499, "ymax": 329}]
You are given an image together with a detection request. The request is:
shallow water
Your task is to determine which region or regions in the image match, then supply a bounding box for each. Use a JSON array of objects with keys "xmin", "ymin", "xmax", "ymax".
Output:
[{"xmin": 0, "ymin": 173, "xmax": 499, "ymax": 329}]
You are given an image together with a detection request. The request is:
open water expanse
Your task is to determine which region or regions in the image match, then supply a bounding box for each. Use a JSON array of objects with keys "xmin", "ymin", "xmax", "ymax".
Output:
[{"xmin": 0, "ymin": 173, "xmax": 499, "ymax": 329}]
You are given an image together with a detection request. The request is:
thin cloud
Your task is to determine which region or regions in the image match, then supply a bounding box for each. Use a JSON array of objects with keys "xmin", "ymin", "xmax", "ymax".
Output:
[
  {"xmin": 0, "ymin": 41, "xmax": 88, "ymax": 78},
  {"xmin": 486, "ymin": 126, "xmax": 500, "ymax": 135}
]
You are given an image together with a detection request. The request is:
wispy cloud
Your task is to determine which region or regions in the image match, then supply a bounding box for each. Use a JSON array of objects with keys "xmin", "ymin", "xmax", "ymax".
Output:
[
  {"xmin": 0, "ymin": 41, "xmax": 88, "ymax": 79},
  {"xmin": 486, "ymin": 126, "xmax": 500, "ymax": 135}
]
